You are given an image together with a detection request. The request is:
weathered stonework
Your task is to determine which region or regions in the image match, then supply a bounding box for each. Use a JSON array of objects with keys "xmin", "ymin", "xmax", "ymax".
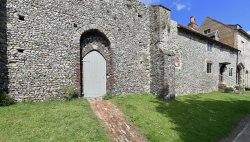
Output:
[
  {"xmin": 0, "ymin": 0, "xmax": 8, "ymax": 92},
  {"xmin": 174, "ymin": 27, "xmax": 238, "ymax": 96},
  {"xmin": 0, "ymin": 0, "xmax": 241, "ymax": 101},
  {"xmin": 5, "ymin": 0, "xmax": 154, "ymax": 100}
]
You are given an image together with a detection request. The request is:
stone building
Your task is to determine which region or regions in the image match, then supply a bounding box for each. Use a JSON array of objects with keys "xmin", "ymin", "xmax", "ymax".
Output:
[
  {"xmin": 175, "ymin": 24, "xmax": 238, "ymax": 96},
  {"xmin": 0, "ymin": 0, "xmax": 240, "ymax": 100},
  {"xmin": 200, "ymin": 17, "xmax": 250, "ymax": 88}
]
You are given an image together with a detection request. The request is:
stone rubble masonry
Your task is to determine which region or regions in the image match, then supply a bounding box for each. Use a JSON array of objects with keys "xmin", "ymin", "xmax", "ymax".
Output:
[
  {"xmin": 0, "ymin": 0, "xmax": 240, "ymax": 101},
  {"xmin": 4, "ymin": 0, "xmax": 158, "ymax": 101},
  {"xmin": 174, "ymin": 28, "xmax": 237, "ymax": 96},
  {"xmin": 0, "ymin": 0, "xmax": 8, "ymax": 92}
]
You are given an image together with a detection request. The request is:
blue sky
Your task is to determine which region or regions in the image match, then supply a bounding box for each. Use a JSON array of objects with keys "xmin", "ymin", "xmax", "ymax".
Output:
[{"xmin": 140, "ymin": 0, "xmax": 250, "ymax": 33}]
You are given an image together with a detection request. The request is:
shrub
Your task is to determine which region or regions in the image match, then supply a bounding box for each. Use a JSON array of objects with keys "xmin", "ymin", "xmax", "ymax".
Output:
[
  {"xmin": 245, "ymin": 88, "xmax": 250, "ymax": 91},
  {"xmin": 61, "ymin": 86, "xmax": 78, "ymax": 100},
  {"xmin": 224, "ymin": 87, "xmax": 234, "ymax": 93},
  {"xmin": 234, "ymin": 85, "xmax": 240, "ymax": 90},
  {"xmin": 0, "ymin": 91, "xmax": 14, "ymax": 106},
  {"xmin": 103, "ymin": 92, "xmax": 113, "ymax": 100}
]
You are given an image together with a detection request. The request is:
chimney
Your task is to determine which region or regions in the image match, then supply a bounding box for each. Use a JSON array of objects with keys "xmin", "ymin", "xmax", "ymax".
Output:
[{"xmin": 188, "ymin": 16, "xmax": 199, "ymax": 32}]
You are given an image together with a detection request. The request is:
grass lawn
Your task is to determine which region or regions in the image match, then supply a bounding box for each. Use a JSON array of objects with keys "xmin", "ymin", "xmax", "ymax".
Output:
[
  {"xmin": 0, "ymin": 99, "xmax": 109, "ymax": 142},
  {"xmin": 113, "ymin": 92, "xmax": 250, "ymax": 142}
]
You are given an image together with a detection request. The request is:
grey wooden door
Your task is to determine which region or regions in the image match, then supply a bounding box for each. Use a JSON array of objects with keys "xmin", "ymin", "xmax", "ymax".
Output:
[{"xmin": 83, "ymin": 51, "xmax": 106, "ymax": 97}]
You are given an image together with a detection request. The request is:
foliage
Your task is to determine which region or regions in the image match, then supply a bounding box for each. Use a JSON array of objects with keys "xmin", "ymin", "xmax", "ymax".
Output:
[
  {"xmin": 0, "ymin": 91, "xmax": 14, "ymax": 106},
  {"xmin": 224, "ymin": 86, "xmax": 234, "ymax": 93},
  {"xmin": 234, "ymin": 85, "xmax": 240, "ymax": 90},
  {"xmin": 113, "ymin": 92, "xmax": 250, "ymax": 142},
  {"xmin": 0, "ymin": 99, "xmax": 109, "ymax": 141},
  {"xmin": 61, "ymin": 86, "xmax": 78, "ymax": 100},
  {"xmin": 103, "ymin": 92, "xmax": 113, "ymax": 100}
]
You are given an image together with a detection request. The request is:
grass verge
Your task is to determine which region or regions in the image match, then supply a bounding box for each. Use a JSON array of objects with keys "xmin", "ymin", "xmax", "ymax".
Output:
[
  {"xmin": 112, "ymin": 92, "xmax": 250, "ymax": 142},
  {"xmin": 0, "ymin": 99, "xmax": 109, "ymax": 142}
]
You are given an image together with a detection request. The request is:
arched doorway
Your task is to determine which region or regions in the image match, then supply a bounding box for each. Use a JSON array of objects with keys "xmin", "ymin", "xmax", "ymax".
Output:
[
  {"xmin": 219, "ymin": 62, "xmax": 230, "ymax": 83},
  {"xmin": 80, "ymin": 29, "xmax": 114, "ymax": 97},
  {"xmin": 83, "ymin": 51, "xmax": 106, "ymax": 97},
  {"xmin": 237, "ymin": 63, "xmax": 245, "ymax": 85}
]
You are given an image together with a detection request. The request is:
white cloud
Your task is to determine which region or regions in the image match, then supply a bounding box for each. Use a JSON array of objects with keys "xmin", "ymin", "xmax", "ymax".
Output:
[
  {"xmin": 172, "ymin": 1, "xmax": 191, "ymax": 11},
  {"xmin": 173, "ymin": 2, "xmax": 186, "ymax": 11},
  {"xmin": 248, "ymin": 31, "xmax": 250, "ymax": 35}
]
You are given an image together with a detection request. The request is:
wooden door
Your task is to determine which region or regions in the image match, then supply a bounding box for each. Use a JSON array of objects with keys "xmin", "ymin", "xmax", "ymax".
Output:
[{"xmin": 83, "ymin": 51, "xmax": 106, "ymax": 97}]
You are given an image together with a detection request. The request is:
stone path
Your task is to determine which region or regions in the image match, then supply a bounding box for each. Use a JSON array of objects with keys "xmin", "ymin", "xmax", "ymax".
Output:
[
  {"xmin": 219, "ymin": 114, "xmax": 250, "ymax": 142},
  {"xmin": 233, "ymin": 119, "xmax": 250, "ymax": 142},
  {"xmin": 89, "ymin": 99, "xmax": 146, "ymax": 142}
]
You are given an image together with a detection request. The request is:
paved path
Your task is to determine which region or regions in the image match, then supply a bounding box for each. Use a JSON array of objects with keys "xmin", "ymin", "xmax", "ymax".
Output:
[
  {"xmin": 89, "ymin": 99, "xmax": 146, "ymax": 142},
  {"xmin": 233, "ymin": 122, "xmax": 250, "ymax": 142},
  {"xmin": 220, "ymin": 114, "xmax": 250, "ymax": 142}
]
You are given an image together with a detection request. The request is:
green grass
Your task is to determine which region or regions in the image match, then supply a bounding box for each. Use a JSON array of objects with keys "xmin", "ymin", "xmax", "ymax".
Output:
[
  {"xmin": 0, "ymin": 99, "xmax": 109, "ymax": 142},
  {"xmin": 112, "ymin": 92, "xmax": 250, "ymax": 142}
]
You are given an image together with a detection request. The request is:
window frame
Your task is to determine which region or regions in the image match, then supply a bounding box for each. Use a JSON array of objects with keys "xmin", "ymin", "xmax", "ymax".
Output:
[
  {"xmin": 229, "ymin": 68, "xmax": 233, "ymax": 76},
  {"xmin": 207, "ymin": 43, "xmax": 213, "ymax": 52},
  {"xmin": 207, "ymin": 63, "xmax": 212, "ymax": 74},
  {"xmin": 204, "ymin": 29, "xmax": 211, "ymax": 34}
]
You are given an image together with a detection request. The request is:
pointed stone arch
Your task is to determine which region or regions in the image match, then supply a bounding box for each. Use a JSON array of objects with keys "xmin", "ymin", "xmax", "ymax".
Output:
[
  {"xmin": 74, "ymin": 27, "xmax": 115, "ymax": 97},
  {"xmin": 237, "ymin": 63, "xmax": 245, "ymax": 85}
]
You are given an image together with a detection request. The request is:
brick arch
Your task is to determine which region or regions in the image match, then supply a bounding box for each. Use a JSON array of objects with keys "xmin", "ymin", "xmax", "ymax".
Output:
[{"xmin": 77, "ymin": 29, "xmax": 115, "ymax": 96}]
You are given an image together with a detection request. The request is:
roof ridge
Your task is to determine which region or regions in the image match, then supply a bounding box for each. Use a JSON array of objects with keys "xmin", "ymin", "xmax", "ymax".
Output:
[{"xmin": 205, "ymin": 16, "xmax": 250, "ymax": 39}]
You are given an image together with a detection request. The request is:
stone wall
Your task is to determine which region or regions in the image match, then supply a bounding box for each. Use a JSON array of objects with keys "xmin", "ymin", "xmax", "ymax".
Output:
[
  {"xmin": 235, "ymin": 32, "xmax": 250, "ymax": 88},
  {"xmin": 0, "ymin": 0, "xmax": 8, "ymax": 92},
  {"xmin": 4, "ymin": 0, "xmax": 242, "ymax": 100},
  {"xmin": 174, "ymin": 28, "xmax": 238, "ymax": 96},
  {"xmin": 6, "ymin": 0, "xmax": 154, "ymax": 100},
  {"xmin": 148, "ymin": 5, "xmax": 174, "ymax": 97}
]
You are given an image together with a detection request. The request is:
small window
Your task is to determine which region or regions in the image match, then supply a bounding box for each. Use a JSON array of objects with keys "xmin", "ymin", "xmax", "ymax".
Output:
[
  {"xmin": 229, "ymin": 68, "xmax": 233, "ymax": 76},
  {"xmin": 207, "ymin": 43, "xmax": 213, "ymax": 52},
  {"xmin": 207, "ymin": 63, "xmax": 212, "ymax": 73},
  {"xmin": 204, "ymin": 29, "xmax": 211, "ymax": 34}
]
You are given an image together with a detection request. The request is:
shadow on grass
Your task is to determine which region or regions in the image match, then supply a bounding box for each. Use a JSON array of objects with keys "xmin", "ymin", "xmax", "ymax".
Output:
[{"xmin": 152, "ymin": 95, "xmax": 250, "ymax": 142}]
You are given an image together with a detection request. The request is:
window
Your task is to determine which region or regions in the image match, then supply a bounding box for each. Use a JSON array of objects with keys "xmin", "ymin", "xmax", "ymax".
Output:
[
  {"xmin": 207, "ymin": 43, "xmax": 213, "ymax": 52},
  {"xmin": 229, "ymin": 68, "xmax": 233, "ymax": 76},
  {"xmin": 207, "ymin": 63, "xmax": 212, "ymax": 73},
  {"xmin": 204, "ymin": 29, "xmax": 211, "ymax": 34}
]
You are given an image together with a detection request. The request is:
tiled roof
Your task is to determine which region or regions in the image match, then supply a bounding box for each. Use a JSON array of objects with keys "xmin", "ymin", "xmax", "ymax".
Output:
[
  {"xmin": 177, "ymin": 24, "xmax": 239, "ymax": 51},
  {"xmin": 206, "ymin": 17, "xmax": 250, "ymax": 39}
]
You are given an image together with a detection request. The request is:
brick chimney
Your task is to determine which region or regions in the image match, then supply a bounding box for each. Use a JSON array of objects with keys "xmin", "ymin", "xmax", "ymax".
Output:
[{"xmin": 188, "ymin": 16, "xmax": 199, "ymax": 32}]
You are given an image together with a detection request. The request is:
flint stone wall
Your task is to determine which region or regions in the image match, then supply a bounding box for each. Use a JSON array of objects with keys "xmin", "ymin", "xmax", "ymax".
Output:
[
  {"xmin": 174, "ymin": 29, "xmax": 237, "ymax": 96},
  {"xmin": 6, "ymin": 0, "xmax": 161, "ymax": 100},
  {"xmin": 0, "ymin": 0, "xmax": 8, "ymax": 92}
]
